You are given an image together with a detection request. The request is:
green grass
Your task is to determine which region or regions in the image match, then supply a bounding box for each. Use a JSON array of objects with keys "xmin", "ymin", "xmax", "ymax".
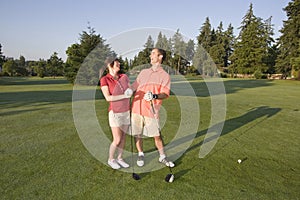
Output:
[{"xmin": 0, "ymin": 76, "xmax": 299, "ymax": 199}]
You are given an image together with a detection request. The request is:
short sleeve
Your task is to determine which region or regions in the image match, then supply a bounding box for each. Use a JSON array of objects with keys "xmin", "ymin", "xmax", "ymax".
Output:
[
  {"xmin": 160, "ymin": 72, "xmax": 170, "ymax": 96},
  {"xmin": 100, "ymin": 76, "xmax": 108, "ymax": 87}
]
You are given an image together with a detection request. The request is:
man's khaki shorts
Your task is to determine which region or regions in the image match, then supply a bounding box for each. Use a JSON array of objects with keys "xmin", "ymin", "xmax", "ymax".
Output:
[
  {"xmin": 131, "ymin": 113, "xmax": 160, "ymax": 137},
  {"xmin": 108, "ymin": 110, "xmax": 130, "ymax": 127}
]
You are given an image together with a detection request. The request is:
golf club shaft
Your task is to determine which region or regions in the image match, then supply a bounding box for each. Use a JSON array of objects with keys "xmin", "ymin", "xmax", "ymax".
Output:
[
  {"xmin": 150, "ymin": 100, "xmax": 173, "ymax": 175},
  {"xmin": 129, "ymin": 98, "xmax": 140, "ymax": 180}
]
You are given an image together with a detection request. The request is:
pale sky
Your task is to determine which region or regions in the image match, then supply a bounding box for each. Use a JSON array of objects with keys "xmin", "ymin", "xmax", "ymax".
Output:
[{"xmin": 0, "ymin": 0, "xmax": 290, "ymax": 61}]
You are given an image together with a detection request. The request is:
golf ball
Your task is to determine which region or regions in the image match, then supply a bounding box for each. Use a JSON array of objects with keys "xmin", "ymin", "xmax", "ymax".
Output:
[{"xmin": 238, "ymin": 159, "xmax": 242, "ymax": 163}]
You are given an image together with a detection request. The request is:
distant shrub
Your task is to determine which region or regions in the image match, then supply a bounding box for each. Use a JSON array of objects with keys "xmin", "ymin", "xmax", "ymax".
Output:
[
  {"xmin": 220, "ymin": 73, "xmax": 228, "ymax": 78},
  {"xmin": 254, "ymin": 70, "xmax": 263, "ymax": 79}
]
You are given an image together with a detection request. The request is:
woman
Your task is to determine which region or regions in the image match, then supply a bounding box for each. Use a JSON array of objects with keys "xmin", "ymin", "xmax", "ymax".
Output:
[{"xmin": 100, "ymin": 58, "xmax": 133, "ymax": 169}]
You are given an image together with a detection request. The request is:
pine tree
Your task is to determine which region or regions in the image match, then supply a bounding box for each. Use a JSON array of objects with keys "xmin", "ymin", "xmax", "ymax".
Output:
[
  {"xmin": 0, "ymin": 44, "xmax": 5, "ymax": 70},
  {"xmin": 155, "ymin": 32, "xmax": 172, "ymax": 66},
  {"xmin": 172, "ymin": 29, "xmax": 187, "ymax": 74},
  {"xmin": 197, "ymin": 17, "xmax": 213, "ymax": 52},
  {"xmin": 194, "ymin": 17, "xmax": 215, "ymax": 76},
  {"xmin": 131, "ymin": 36, "xmax": 154, "ymax": 69},
  {"xmin": 224, "ymin": 24, "xmax": 235, "ymax": 68},
  {"xmin": 155, "ymin": 32, "xmax": 164, "ymax": 49},
  {"xmin": 65, "ymin": 25, "xmax": 114, "ymax": 84},
  {"xmin": 276, "ymin": 0, "xmax": 300, "ymax": 79},
  {"xmin": 46, "ymin": 52, "xmax": 64, "ymax": 78},
  {"xmin": 185, "ymin": 39, "xmax": 195, "ymax": 62},
  {"xmin": 209, "ymin": 22, "xmax": 226, "ymax": 68},
  {"xmin": 229, "ymin": 3, "xmax": 274, "ymax": 77}
]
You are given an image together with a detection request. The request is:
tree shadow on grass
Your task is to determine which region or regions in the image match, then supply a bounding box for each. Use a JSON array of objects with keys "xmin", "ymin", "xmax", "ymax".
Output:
[
  {"xmin": 171, "ymin": 78, "xmax": 274, "ymax": 97},
  {"xmin": 0, "ymin": 108, "xmax": 47, "ymax": 116},
  {"xmin": 0, "ymin": 77, "xmax": 69, "ymax": 85},
  {"xmin": 0, "ymin": 90, "xmax": 73, "ymax": 107},
  {"xmin": 170, "ymin": 106, "xmax": 281, "ymax": 178},
  {"xmin": 0, "ymin": 88, "xmax": 105, "ymax": 110}
]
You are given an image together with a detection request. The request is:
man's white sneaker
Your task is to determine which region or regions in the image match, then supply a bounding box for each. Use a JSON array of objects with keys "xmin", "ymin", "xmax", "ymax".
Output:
[
  {"xmin": 117, "ymin": 159, "xmax": 129, "ymax": 168},
  {"xmin": 159, "ymin": 157, "xmax": 175, "ymax": 168},
  {"xmin": 137, "ymin": 155, "xmax": 144, "ymax": 167},
  {"xmin": 108, "ymin": 159, "xmax": 121, "ymax": 169}
]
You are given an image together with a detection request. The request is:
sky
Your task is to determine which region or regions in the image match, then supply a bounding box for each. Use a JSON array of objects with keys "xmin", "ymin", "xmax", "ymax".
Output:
[{"xmin": 0, "ymin": 0, "xmax": 290, "ymax": 61}]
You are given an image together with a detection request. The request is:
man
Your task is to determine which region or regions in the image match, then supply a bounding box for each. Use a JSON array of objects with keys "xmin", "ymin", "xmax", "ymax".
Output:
[{"xmin": 131, "ymin": 48, "xmax": 175, "ymax": 168}]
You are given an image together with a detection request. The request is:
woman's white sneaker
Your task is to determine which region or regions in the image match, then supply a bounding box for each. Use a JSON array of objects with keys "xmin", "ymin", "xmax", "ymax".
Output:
[
  {"xmin": 108, "ymin": 159, "xmax": 121, "ymax": 169},
  {"xmin": 117, "ymin": 159, "xmax": 129, "ymax": 168}
]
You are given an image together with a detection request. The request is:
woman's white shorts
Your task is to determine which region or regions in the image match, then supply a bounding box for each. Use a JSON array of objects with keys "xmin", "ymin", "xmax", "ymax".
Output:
[{"xmin": 108, "ymin": 110, "xmax": 130, "ymax": 127}]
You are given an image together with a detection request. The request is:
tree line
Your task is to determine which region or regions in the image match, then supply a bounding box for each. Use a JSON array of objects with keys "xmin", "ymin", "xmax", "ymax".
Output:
[{"xmin": 0, "ymin": 1, "xmax": 299, "ymax": 82}]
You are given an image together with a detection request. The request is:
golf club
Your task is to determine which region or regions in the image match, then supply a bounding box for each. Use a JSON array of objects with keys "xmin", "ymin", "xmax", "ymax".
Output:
[
  {"xmin": 150, "ymin": 100, "xmax": 175, "ymax": 183},
  {"xmin": 129, "ymin": 98, "xmax": 141, "ymax": 180}
]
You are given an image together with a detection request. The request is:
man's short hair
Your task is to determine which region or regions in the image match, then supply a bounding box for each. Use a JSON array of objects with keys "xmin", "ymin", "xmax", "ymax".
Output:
[{"xmin": 154, "ymin": 48, "xmax": 166, "ymax": 63}]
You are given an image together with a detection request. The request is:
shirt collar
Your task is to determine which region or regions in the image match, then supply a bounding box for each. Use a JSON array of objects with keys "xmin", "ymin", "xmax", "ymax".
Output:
[
  {"xmin": 150, "ymin": 65, "xmax": 163, "ymax": 72},
  {"xmin": 107, "ymin": 73, "xmax": 121, "ymax": 80}
]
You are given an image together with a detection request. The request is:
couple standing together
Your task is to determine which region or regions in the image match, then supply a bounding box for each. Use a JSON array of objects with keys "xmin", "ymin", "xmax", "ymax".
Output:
[{"xmin": 100, "ymin": 48, "xmax": 175, "ymax": 170}]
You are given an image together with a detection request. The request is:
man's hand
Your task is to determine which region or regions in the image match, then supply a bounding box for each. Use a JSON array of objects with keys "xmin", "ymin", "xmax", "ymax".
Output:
[{"xmin": 144, "ymin": 91, "xmax": 158, "ymax": 101}]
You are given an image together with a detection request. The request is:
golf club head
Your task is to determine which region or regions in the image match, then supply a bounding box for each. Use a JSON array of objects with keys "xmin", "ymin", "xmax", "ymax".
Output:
[
  {"xmin": 132, "ymin": 173, "xmax": 141, "ymax": 180},
  {"xmin": 165, "ymin": 174, "xmax": 174, "ymax": 183}
]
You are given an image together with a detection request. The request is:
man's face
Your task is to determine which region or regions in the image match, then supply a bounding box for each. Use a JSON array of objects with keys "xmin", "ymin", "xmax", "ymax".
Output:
[{"xmin": 150, "ymin": 49, "xmax": 162, "ymax": 65}]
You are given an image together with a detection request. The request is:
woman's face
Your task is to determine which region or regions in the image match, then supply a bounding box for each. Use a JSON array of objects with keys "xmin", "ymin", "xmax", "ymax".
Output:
[{"xmin": 110, "ymin": 60, "xmax": 120, "ymax": 73}]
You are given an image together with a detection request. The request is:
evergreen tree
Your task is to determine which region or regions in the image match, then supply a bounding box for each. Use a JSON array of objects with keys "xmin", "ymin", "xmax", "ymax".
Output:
[
  {"xmin": 155, "ymin": 32, "xmax": 164, "ymax": 49},
  {"xmin": 154, "ymin": 32, "xmax": 173, "ymax": 69},
  {"xmin": 65, "ymin": 25, "xmax": 114, "ymax": 84},
  {"xmin": 276, "ymin": 0, "xmax": 300, "ymax": 79},
  {"xmin": 0, "ymin": 44, "xmax": 5, "ymax": 67},
  {"xmin": 194, "ymin": 17, "xmax": 212, "ymax": 76},
  {"xmin": 185, "ymin": 39, "xmax": 195, "ymax": 74},
  {"xmin": 123, "ymin": 57, "xmax": 130, "ymax": 72},
  {"xmin": 131, "ymin": 35, "xmax": 154, "ymax": 68},
  {"xmin": 209, "ymin": 22, "xmax": 226, "ymax": 68},
  {"xmin": 172, "ymin": 29, "xmax": 187, "ymax": 74},
  {"xmin": 229, "ymin": 3, "xmax": 274, "ymax": 76},
  {"xmin": 265, "ymin": 44, "xmax": 279, "ymax": 75},
  {"xmin": 197, "ymin": 17, "xmax": 213, "ymax": 52},
  {"xmin": 46, "ymin": 52, "xmax": 64, "ymax": 78},
  {"xmin": 19, "ymin": 55, "xmax": 26, "ymax": 68},
  {"xmin": 185, "ymin": 39, "xmax": 195, "ymax": 62},
  {"xmin": 224, "ymin": 24, "xmax": 235, "ymax": 68}
]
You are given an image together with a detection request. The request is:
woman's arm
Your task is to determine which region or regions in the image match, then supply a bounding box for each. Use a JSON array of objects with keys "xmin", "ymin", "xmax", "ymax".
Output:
[{"xmin": 101, "ymin": 85, "xmax": 127, "ymax": 102}]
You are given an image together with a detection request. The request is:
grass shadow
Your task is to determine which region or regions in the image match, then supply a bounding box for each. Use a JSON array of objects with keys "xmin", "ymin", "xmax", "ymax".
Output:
[
  {"xmin": 171, "ymin": 78, "xmax": 274, "ymax": 97},
  {"xmin": 0, "ymin": 90, "xmax": 74, "ymax": 114},
  {"xmin": 0, "ymin": 88, "xmax": 104, "ymax": 113},
  {"xmin": 0, "ymin": 108, "xmax": 47, "ymax": 116},
  {"xmin": 0, "ymin": 77, "xmax": 69, "ymax": 85},
  {"xmin": 168, "ymin": 106, "xmax": 281, "ymax": 169}
]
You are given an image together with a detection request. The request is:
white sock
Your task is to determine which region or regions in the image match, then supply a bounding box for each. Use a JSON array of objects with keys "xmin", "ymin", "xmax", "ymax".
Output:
[
  {"xmin": 138, "ymin": 152, "xmax": 144, "ymax": 157},
  {"xmin": 159, "ymin": 154, "xmax": 166, "ymax": 161}
]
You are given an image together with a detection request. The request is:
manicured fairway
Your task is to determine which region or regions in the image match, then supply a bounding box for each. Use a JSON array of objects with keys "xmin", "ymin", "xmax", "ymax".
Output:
[{"xmin": 1, "ymin": 77, "xmax": 299, "ymax": 199}]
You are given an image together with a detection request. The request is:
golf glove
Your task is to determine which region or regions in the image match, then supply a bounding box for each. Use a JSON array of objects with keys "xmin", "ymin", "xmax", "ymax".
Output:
[
  {"xmin": 124, "ymin": 88, "xmax": 133, "ymax": 98},
  {"xmin": 144, "ymin": 91, "xmax": 158, "ymax": 101}
]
